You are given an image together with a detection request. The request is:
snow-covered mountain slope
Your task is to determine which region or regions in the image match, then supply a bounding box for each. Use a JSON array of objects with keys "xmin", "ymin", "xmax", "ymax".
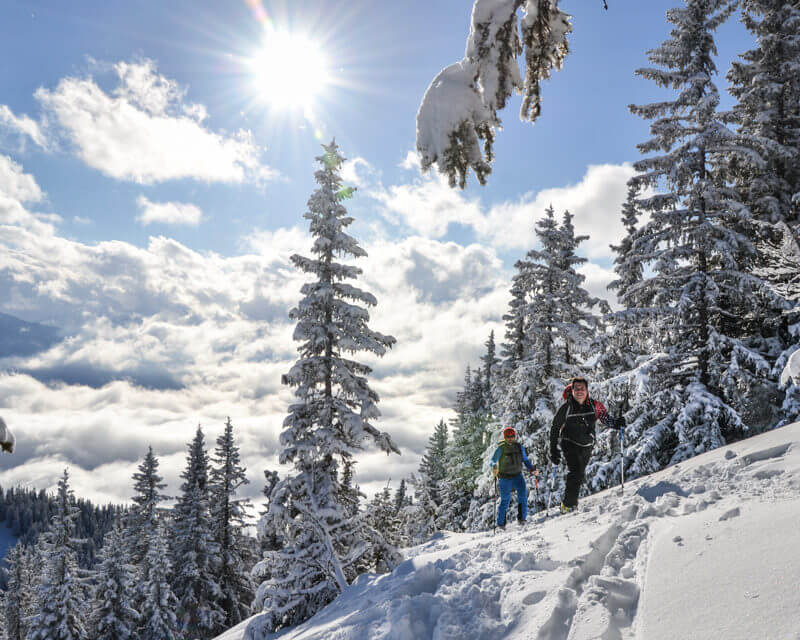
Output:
[{"xmin": 219, "ymin": 423, "xmax": 800, "ymax": 640}]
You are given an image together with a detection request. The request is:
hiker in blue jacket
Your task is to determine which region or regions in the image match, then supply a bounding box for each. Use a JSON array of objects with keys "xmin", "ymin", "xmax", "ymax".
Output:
[{"xmin": 491, "ymin": 426, "xmax": 536, "ymax": 529}]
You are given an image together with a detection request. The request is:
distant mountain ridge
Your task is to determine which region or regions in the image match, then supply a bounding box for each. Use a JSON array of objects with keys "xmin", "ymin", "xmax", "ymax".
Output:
[{"xmin": 0, "ymin": 313, "xmax": 62, "ymax": 359}]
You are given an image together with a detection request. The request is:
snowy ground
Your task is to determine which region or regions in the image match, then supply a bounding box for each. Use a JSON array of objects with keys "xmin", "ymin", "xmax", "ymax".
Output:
[{"xmin": 218, "ymin": 422, "xmax": 800, "ymax": 640}]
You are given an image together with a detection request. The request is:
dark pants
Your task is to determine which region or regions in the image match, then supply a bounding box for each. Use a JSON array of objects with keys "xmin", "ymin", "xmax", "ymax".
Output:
[{"xmin": 561, "ymin": 441, "xmax": 592, "ymax": 508}]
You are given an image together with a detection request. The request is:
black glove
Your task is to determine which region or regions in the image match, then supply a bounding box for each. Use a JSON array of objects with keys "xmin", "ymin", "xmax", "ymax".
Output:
[
  {"xmin": 617, "ymin": 416, "xmax": 627, "ymax": 430},
  {"xmin": 550, "ymin": 451, "xmax": 560, "ymax": 466}
]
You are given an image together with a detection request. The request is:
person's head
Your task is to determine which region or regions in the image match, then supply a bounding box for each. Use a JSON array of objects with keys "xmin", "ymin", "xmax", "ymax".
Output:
[
  {"xmin": 502, "ymin": 427, "xmax": 517, "ymax": 442},
  {"xmin": 570, "ymin": 376, "xmax": 589, "ymax": 403}
]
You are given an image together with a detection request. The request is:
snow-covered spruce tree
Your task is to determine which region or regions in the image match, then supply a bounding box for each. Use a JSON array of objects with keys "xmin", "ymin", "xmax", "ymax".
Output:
[
  {"xmin": 364, "ymin": 486, "xmax": 402, "ymax": 569},
  {"xmin": 89, "ymin": 522, "xmax": 139, "ymax": 640},
  {"xmin": 521, "ymin": 206, "xmax": 605, "ymax": 444},
  {"xmin": 3, "ymin": 542, "xmax": 35, "ymax": 640},
  {"xmin": 726, "ymin": 0, "xmax": 800, "ymax": 423},
  {"xmin": 726, "ymin": 0, "xmax": 800, "ymax": 230},
  {"xmin": 26, "ymin": 470, "xmax": 88, "ymax": 640},
  {"xmin": 494, "ymin": 258, "xmax": 537, "ymax": 433},
  {"xmin": 555, "ymin": 209, "xmax": 610, "ymax": 366},
  {"xmin": 758, "ymin": 222, "xmax": 800, "ymax": 424},
  {"xmin": 209, "ymin": 417, "xmax": 255, "ymax": 629},
  {"xmin": 253, "ymin": 140, "xmax": 399, "ymax": 633},
  {"xmin": 481, "ymin": 330, "xmax": 500, "ymax": 411},
  {"xmin": 617, "ymin": 0, "xmax": 773, "ymax": 476},
  {"xmin": 393, "ymin": 478, "xmax": 410, "ymax": 511},
  {"xmin": 126, "ymin": 446, "xmax": 170, "ymax": 614},
  {"xmin": 438, "ymin": 364, "xmax": 493, "ymax": 531},
  {"xmin": 402, "ymin": 474, "xmax": 437, "ymax": 545},
  {"xmin": 139, "ymin": 523, "xmax": 180, "ymax": 640},
  {"xmin": 171, "ymin": 426, "xmax": 224, "ymax": 639},
  {"xmin": 417, "ymin": 0, "xmax": 572, "ymax": 188},
  {"xmin": 417, "ymin": 419, "xmax": 449, "ymax": 507}
]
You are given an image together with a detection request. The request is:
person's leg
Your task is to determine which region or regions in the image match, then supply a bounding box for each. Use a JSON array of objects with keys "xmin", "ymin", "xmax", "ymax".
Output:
[
  {"xmin": 561, "ymin": 442, "xmax": 586, "ymax": 508},
  {"xmin": 575, "ymin": 446, "xmax": 592, "ymax": 506},
  {"xmin": 513, "ymin": 474, "xmax": 528, "ymax": 521},
  {"xmin": 497, "ymin": 477, "xmax": 512, "ymax": 526}
]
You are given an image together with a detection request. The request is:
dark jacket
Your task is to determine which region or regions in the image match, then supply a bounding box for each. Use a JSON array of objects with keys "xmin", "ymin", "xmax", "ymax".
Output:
[{"xmin": 550, "ymin": 396, "xmax": 617, "ymax": 456}]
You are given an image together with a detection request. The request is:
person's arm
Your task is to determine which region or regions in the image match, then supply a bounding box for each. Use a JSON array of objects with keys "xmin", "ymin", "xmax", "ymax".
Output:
[
  {"xmin": 490, "ymin": 446, "xmax": 503, "ymax": 468},
  {"xmin": 593, "ymin": 400, "xmax": 624, "ymax": 430},
  {"xmin": 520, "ymin": 444, "xmax": 535, "ymax": 472},
  {"xmin": 550, "ymin": 404, "xmax": 567, "ymax": 462}
]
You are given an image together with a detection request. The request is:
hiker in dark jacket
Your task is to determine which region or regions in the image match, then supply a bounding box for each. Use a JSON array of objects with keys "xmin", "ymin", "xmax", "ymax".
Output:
[
  {"xmin": 550, "ymin": 376, "xmax": 625, "ymax": 513},
  {"xmin": 491, "ymin": 426, "xmax": 536, "ymax": 528}
]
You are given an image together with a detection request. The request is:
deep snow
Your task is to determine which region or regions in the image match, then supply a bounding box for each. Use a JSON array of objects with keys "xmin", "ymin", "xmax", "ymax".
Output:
[{"xmin": 218, "ymin": 422, "xmax": 800, "ymax": 640}]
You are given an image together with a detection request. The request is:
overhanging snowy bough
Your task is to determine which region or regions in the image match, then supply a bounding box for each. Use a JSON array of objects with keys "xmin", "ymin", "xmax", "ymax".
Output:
[{"xmin": 417, "ymin": 0, "xmax": 605, "ymax": 189}]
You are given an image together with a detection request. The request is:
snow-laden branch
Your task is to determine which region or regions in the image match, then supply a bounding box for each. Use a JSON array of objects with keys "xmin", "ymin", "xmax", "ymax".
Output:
[{"xmin": 416, "ymin": 0, "xmax": 572, "ymax": 188}]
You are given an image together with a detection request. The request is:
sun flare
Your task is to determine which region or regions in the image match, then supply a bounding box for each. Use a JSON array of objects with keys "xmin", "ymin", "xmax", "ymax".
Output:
[{"xmin": 251, "ymin": 30, "xmax": 332, "ymax": 111}]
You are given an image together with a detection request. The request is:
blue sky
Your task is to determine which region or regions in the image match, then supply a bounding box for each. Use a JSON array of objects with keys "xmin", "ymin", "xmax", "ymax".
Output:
[{"xmin": 0, "ymin": 0, "xmax": 753, "ymax": 503}]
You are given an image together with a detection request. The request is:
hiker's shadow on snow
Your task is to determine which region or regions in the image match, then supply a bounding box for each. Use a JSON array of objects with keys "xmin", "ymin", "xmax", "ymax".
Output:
[{"xmin": 635, "ymin": 481, "xmax": 688, "ymax": 503}]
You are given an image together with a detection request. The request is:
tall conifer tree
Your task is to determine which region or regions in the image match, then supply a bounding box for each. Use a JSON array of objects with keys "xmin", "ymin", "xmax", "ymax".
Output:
[
  {"xmin": 622, "ymin": 0, "xmax": 770, "ymax": 475},
  {"xmin": 90, "ymin": 522, "xmax": 139, "ymax": 640},
  {"xmin": 209, "ymin": 417, "xmax": 255, "ymax": 628},
  {"xmin": 254, "ymin": 140, "xmax": 399, "ymax": 633},
  {"xmin": 3, "ymin": 542, "xmax": 35, "ymax": 640},
  {"xmin": 139, "ymin": 524, "xmax": 180, "ymax": 640},
  {"xmin": 727, "ymin": 0, "xmax": 800, "ymax": 229},
  {"xmin": 26, "ymin": 470, "xmax": 88, "ymax": 640},
  {"xmin": 171, "ymin": 427, "xmax": 224, "ymax": 639}
]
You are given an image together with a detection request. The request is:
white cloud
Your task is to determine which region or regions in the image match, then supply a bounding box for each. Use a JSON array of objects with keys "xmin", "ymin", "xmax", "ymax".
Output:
[
  {"xmin": 340, "ymin": 156, "xmax": 376, "ymax": 188},
  {"xmin": 136, "ymin": 195, "xmax": 204, "ymax": 226},
  {"xmin": 372, "ymin": 171, "xmax": 484, "ymax": 238},
  {"xmin": 35, "ymin": 59, "xmax": 278, "ymax": 185},
  {"xmin": 399, "ymin": 151, "xmax": 421, "ymax": 171},
  {"xmin": 73, "ymin": 216, "xmax": 92, "ymax": 224},
  {"xmin": 578, "ymin": 261, "xmax": 618, "ymax": 308},
  {"xmin": 0, "ymin": 105, "xmax": 48, "ymax": 150},
  {"xmin": 0, "ymin": 154, "xmax": 43, "ymax": 203},
  {"xmin": 369, "ymin": 160, "xmax": 636, "ymax": 259},
  {"xmin": 479, "ymin": 163, "xmax": 638, "ymax": 257}
]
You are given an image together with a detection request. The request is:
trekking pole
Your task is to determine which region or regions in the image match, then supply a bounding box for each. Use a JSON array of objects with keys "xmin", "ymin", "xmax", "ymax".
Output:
[
  {"xmin": 533, "ymin": 469, "xmax": 540, "ymax": 512},
  {"xmin": 619, "ymin": 384, "xmax": 630, "ymax": 494},
  {"xmin": 493, "ymin": 476, "xmax": 498, "ymax": 535},
  {"xmin": 545, "ymin": 465, "xmax": 559, "ymax": 517},
  {"xmin": 619, "ymin": 425, "xmax": 625, "ymax": 493}
]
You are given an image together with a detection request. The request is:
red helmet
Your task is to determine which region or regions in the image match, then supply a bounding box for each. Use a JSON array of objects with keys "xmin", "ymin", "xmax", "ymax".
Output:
[{"xmin": 503, "ymin": 427, "xmax": 516, "ymax": 439}]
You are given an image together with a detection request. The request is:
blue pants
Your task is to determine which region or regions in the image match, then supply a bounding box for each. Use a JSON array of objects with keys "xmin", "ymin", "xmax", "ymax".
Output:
[{"xmin": 497, "ymin": 473, "xmax": 527, "ymax": 526}]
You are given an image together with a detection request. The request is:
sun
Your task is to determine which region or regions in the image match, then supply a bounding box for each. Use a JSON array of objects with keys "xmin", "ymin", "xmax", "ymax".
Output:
[{"xmin": 250, "ymin": 30, "xmax": 332, "ymax": 112}]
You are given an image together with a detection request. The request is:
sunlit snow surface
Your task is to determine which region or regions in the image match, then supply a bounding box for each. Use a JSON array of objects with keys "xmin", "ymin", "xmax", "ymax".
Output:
[{"xmin": 217, "ymin": 423, "xmax": 800, "ymax": 640}]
